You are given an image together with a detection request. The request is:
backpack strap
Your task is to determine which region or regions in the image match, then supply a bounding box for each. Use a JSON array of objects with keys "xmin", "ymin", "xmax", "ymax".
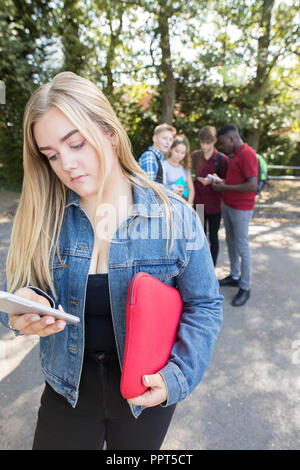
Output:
[
  {"xmin": 145, "ymin": 148, "xmax": 163, "ymax": 183},
  {"xmin": 215, "ymin": 152, "xmax": 223, "ymax": 178},
  {"xmin": 154, "ymin": 154, "xmax": 164, "ymax": 183},
  {"xmin": 193, "ymin": 150, "xmax": 223, "ymax": 177},
  {"xmin": 192, "ymin": 150, "xmax": 202, "ymax": 176}
]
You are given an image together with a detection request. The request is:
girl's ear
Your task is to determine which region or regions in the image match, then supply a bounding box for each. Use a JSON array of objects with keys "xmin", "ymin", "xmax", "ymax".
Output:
[{"xmin": 107, "ymin": 130, "xmax": 118, "ymax": 147}]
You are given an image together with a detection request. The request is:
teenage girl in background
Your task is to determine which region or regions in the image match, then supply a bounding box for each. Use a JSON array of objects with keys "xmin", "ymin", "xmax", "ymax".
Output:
[{"xmin": 163, "ymin": 135, "xmax": 195, "ymax": 205}]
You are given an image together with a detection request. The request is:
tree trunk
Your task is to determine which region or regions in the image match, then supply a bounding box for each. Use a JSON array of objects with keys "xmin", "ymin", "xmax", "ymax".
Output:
[
  {"xmin": 248, "ymin": 0, "xmax": 275, "ymax": 150},
  {"xmin": 103, "ymin": 11, "xmax": 124, "ymax": 98},
  {"xmin": 254, "ymin": 0, "xmax": 274, "ymax": 93},
  {"xmin": 245, "ymin": 130, "xmax": 261, "ymax": 151},
  {"xmin": 60, "ymin": 0, "xmax": 88, "ymax": 74},
  {"xmin": 157, "ymin": 6, "xmax": 176, "ymax": 124}
]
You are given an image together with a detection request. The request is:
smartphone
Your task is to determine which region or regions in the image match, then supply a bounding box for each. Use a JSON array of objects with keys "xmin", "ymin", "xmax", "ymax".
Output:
[
  {"xmin": 0, "ymin": 291, "xmax": 80, "ymax": 325},
  {"xmin": 206, "ymin": 174, "xmax": 222, "ymax": 183}
]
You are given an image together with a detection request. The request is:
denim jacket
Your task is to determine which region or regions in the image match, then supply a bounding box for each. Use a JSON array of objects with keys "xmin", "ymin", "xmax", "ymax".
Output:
[{"xmin": 0, "ymin": 184, "xmax": 223, "ymax": 418}]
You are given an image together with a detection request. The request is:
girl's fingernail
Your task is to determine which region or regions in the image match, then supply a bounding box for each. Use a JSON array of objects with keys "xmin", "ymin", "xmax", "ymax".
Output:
[
  {"xmin": 58, "ymin": 304, "xmax": 64, "ymax": 312},
  {"xmin": 143, "ymin": 375, "xmax": 149, "ymax": 384},
  {"xmin": 57, "ymin": 321, "xmax": 65, "ymax": 329},
  {"xmin": 31, "ymin": 315, "xmax": 40, "ymax": 322},
  {"xmin": 45, "ymin": 318, "xmax": 55, "ymax": 325}
]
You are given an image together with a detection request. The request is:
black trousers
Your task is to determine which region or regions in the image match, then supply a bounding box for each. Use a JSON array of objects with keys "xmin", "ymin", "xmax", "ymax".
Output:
[
  {"xmin": 32, "ymin": 353, "xmax": 176, "ymax": 450},
  {"xmin": 203, "ymin": 211, "xmax": 222, "ymax": 266}
]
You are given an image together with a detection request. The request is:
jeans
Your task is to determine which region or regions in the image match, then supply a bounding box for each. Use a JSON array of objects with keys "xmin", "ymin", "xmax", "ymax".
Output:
[
  {"xmin": 222, "ymin": 204, "xmax": 253, "ymax": 290},
  {"xmin": 32, "ymin": 353, "xmax": 176, "ymax": 450}
]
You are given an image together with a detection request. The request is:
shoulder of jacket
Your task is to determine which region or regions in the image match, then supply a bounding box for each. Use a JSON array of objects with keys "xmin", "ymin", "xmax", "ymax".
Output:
[{"xmin": 162, "ymin": 187, "xmax": 196, "ymax": 218}]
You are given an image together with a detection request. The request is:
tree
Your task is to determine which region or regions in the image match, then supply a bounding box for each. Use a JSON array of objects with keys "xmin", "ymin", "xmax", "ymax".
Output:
[
  {"xmin": 0, "ymin": 0, "xmax": 299, "ymax": 186},
  {"xmin": 55, "ymin": 0, "xmax": 92, "ymax": 75},
  {"xmin": 197, "ymin": 0, "xmax": 300, "ymax": 150},
  {"xmin": 145, "ymin": 0, "xmax": 192, "ymax": 124},
  {"xmin": 0, "ymin": 0, "xmax": 55, "ymax": 185},
  {"xmin": 152, "ymin": 0, "xmax": 177, "ymax": 124},
  {"xmin": 90, "ymin": 0, "xmax": 133, "ymax": 98}
]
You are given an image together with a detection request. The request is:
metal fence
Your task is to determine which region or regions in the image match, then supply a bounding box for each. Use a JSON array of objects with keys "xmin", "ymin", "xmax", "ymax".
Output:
[{"xmin": 267, "ymin": 165, "xmax": 300, "ymax": 181}]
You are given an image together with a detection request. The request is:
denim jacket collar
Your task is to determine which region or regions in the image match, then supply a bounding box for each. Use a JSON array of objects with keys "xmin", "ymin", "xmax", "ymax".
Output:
[{"xmin": 65, "ymin": 182, "xmax": 164, "ymax": 218}]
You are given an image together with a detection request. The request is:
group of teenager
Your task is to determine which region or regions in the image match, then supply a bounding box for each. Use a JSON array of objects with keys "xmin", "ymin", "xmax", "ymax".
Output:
[{"xmin": 138, "ymin": 122, "xmax": 259, "ymax": 307}]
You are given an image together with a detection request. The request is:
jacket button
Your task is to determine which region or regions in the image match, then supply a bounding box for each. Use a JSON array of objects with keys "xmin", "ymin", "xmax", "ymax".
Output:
[{"xmin": 70, "ymin": 300, "xmax": 79, "ymax": 306}]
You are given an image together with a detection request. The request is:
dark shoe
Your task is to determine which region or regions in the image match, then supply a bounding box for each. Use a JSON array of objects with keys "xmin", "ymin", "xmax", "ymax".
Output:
[
  {"xmin": 219, "ymin": 275, "xmax": 239, "ymax": 287},
  {"xmin": 231, "ymin": 288, "xmax": 250, "ymax": 307}
]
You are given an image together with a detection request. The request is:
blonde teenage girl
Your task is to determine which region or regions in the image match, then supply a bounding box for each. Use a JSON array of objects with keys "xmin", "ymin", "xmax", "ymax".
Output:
[{"xmin": 0, "ymin": 72, "xmax": 222, "ymax": 450}]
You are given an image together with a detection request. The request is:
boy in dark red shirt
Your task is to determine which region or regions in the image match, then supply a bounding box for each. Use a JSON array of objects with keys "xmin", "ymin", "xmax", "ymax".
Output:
[
  {"xmin": 212, "ymin": 124, "xmax": 258, "ymax": 307},
  {"xmin": 192, "ymin": 126, "xmax": 228, "ymax": 266}
]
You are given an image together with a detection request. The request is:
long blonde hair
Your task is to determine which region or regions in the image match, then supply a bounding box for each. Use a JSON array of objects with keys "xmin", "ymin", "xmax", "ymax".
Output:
[{"xmin": 6, "ymin": 72, "xmax": 175, "ymax": 296}]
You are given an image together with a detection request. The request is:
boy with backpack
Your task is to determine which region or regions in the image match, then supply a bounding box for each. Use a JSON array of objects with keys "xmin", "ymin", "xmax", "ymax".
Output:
[
  {"xmin": 138, "ymin": 123, "xmax": 176, "ymax": 186},
  {"xmin": 192, "ymin": 125, "xmax": 229, "ymax": 266}
]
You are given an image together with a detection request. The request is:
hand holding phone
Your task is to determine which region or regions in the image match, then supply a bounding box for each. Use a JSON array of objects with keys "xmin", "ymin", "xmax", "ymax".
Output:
[
  {"xmin": 1, "ymin": 288, "xmax": 79, "ymax": 337},
  {"xmin": 206, "ymin": 173, "xmax": 223, "ymax": 183},
  {"xmin": 197, "ymin": 176, "xmax": 212, "ymax": 186}
]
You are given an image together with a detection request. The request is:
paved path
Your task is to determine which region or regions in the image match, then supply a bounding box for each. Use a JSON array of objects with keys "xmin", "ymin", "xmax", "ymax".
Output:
[{"xmin": 0, "ymin": 194, "xmax": 299, "ymax": 449}]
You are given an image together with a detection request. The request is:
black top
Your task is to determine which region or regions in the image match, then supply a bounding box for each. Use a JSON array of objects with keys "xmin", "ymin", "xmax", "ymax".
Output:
[{"xmin": 84, "ymin": 274, "xmax": 117, "ymax": 354}]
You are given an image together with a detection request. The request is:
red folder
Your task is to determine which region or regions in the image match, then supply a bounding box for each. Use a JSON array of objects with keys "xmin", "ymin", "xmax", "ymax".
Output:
[{"xmin": 120, "ymin": 272, "xmax": 183, "ymax": 399}]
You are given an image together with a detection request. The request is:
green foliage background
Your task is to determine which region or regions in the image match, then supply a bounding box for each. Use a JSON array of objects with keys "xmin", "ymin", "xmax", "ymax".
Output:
[{"xmin": 0, "ymin": 0, "xmax": 299, "ymax": 189}]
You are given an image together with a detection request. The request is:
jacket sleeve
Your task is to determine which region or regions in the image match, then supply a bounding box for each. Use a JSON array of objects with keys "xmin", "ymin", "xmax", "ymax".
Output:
[{"xmin": 159, "ymin": 209, "xmax": 223, "ymax": 406}]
